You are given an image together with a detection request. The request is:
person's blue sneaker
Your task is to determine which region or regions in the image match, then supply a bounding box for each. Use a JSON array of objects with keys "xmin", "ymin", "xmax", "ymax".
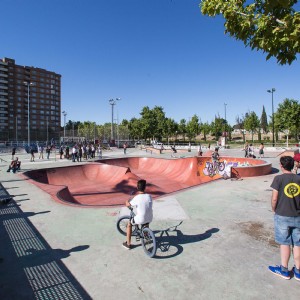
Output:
[
  {"xmin": 293, "ymin": 267, "xmax": 300, "ymax": 281},
  {"xmin": 268, "ymin": 265, "xmax": 290, "ymax": 280}
]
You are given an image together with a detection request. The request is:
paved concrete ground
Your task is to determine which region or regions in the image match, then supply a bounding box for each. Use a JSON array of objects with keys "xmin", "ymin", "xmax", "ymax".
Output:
[{"xmin": 0, "ymin": 147, "xmax": 299, "ymax": 300}]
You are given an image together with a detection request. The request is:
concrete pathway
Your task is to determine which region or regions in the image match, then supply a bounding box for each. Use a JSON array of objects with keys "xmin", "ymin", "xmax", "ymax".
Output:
[{"xmin": 0, "ymin": 147, "xmax": 299, "ymax": 299}]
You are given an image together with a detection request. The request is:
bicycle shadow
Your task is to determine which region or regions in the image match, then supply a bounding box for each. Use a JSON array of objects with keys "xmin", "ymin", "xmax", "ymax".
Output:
[{"xmin": 153, "ymin": 222, "xmax": 219, "ymax": 259}]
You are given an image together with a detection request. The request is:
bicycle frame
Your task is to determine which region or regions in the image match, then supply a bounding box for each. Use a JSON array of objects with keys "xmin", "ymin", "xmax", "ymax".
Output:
[{"xmin": 117, "ymin": 206, "xmax": 156, "ymax": 257}]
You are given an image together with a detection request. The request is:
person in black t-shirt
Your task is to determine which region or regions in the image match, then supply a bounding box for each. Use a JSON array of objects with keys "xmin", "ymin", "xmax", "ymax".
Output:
[{"xmin": 268, "ymin": 156, "xmax": 300, "ymax": 280}]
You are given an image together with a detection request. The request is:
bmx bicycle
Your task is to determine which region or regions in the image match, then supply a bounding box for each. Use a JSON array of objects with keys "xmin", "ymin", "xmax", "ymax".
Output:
[{"xmin": 116, "ymin": 206, "xmax": 157, "ymax": 258}]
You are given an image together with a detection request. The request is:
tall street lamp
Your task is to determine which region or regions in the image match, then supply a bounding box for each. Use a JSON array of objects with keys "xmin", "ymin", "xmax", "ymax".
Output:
[
  {"xmin": 15, "ymin": 116, "xmax": 18, "ymax": 144},
  {"xmin": 62, "ymin": 110, "xmax": 67, "ymax": 143},
  {"xmin": 267, "ymin": 88, "xmax": 276, "ymax": 147},
  {"xmin": 224, "ymin": 103, "xmax": 227, "ymax": 144},
  {"xmin": 24, "ymin": 81, "xmax": 35, "ymax": 147},
  {"xmin": 46, "ymin": 116, "xmax": 49, "ymax": 145},
  {"xmin": 109, "ymin": 98, "xmax": 120, "ymax": 143}
]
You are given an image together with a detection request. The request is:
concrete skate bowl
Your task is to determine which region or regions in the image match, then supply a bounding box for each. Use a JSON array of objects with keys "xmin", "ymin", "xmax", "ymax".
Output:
[{"xmin": 24, "ymin": 156, "xmax": 272, "ymax": 207}]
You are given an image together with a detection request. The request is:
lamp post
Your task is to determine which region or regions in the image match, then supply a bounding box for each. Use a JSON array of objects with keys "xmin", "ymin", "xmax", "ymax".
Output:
[
  {"xmin": 72, "ymin": 121, "xmax": 75, "ymax": 142},
  {"xmin": 62, "ymin": 110, "xmax": 67, "ymax": 143},
  {"xmin": 224, "ymin": 103, "xmax": 227, "ymax": 144},
  {"xmin": 109, "ymin": 98, "xmax": 120, "ymax": 144},
  {"xmin": 15, "ymin": 116, "xmax": 18, "ymax": 145},
  {"xmin": 24, "ymin": 81, "xmax": 34, "ymax": 147},
  {"xmin": 46, "ymin": 116, "xmax": 49, "ymax": 145},
  {"xmin": 267, "ymin": 88, "xmax": 276, "ymax": 147}
]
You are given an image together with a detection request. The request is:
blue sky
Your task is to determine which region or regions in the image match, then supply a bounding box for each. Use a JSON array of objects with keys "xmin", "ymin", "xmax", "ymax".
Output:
[{"xmin": 2, "ymin": 0, "xmax": 299, "ymax": 126}]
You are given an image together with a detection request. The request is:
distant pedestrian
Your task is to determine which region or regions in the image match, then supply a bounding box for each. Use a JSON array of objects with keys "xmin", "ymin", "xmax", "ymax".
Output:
[
  {"xmin": 30, "ymin": 147, "xmax": 35, "ymax": 162},
  {"xmin": 11, "ymin": 147, "xmax": 16, "ymax": 160},
  {"xmin": 160, "ymin": 144, "xmax": 164, "ymax": 154},
  {"xmin": 197, "ymin": 144, "xmax": 203, "ymax": 156},
  {"xmin": 59, "ymin": 146, "xmax": 64, "ymax": 159},
  {"xmin": 78, "ymin": 146, "xmax": 82, "ymax": 162},
  {"xmin": 123, "ymin": 143, "xmax": 127, "ymax": 154},
  {"xmin": 38, "ymin": 145, "xmax": 44, "ymax": 159},
  {"xmin": 91, "ymin": 145, "xmax": 95, "ymax": 158},
  {"xmin": 65, "ymin": 146, "xmax": 70, "ymax": 159},
  {"xmin": 244, "ymin": 142, "xmax": 249, "ymax": 158},
  {"xmin": 83, "ymin": 145, "xmax": 87, "ymax": 160},
  {"xmin": 248, "ymin": 143, "xmax": 255, "ymax": 158},
  {"xmin": 72, "ymin": 145, "xmax": 78, "ymax": 162},
  {"xmin": 259, "ymin": 143, "xmax": 265, "ymax": 158},
  {"xmin": 98, "ymin": 146, "xmax": 102, "ymax": 159},
  {"xmin": 46, "ymin": 145, "xmax": 51, "ymax": 160}
]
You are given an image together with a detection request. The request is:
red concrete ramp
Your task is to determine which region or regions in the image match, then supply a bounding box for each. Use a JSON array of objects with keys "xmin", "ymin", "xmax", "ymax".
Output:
[{"xmin": 24, "ymin": 156, "xmax": 271, "ymax": 207}]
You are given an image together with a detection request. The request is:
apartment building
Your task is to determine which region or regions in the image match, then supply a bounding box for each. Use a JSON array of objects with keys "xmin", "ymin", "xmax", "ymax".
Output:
[{"xmin": 0, "ymin": 57, "xmax": 61, "ymax": 143}]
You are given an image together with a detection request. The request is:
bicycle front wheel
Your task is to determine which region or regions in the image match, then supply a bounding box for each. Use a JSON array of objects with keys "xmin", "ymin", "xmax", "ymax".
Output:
[
  {"xmin": 116, "ymin": 216, "xmax": 138, "ymax": 236},
  {"xmin": 141, "ymin": 227, "xmax": 157, "ymax": 258}
]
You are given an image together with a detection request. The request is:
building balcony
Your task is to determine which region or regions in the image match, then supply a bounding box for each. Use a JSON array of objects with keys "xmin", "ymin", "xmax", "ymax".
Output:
[
  {"xmin": 0, "ymin": 91, "xmax": 8, "ymax": 95},
  {"xmin": 0, "ymin": 67, "xmax": 8, "ymax": 72},
  {"xmin": 0, "ymin": 73, "xmax": 8, "ymax": 78}
]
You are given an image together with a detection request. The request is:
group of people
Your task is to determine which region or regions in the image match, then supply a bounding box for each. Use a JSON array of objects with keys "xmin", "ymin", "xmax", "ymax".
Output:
[
  {"xmin": 243, "ymin": 142, "xmax": 265, "ymax": 159},
  {"xmin": 30, "ymin": 145, "xmax": 53, "ymax": 162},
  {"xmin": 59, "ymin": 143, "xmax": 103, "ymax": 162}
]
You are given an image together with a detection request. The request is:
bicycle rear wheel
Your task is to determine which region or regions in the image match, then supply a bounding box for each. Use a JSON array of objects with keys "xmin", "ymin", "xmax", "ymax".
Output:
[
  {"xmin": 141, "ymin": 227, "xmax": 157, "ymax": 258},
  {"xmin": 116, "ymin": 216, "xmax": 138, "ymax": 236}
]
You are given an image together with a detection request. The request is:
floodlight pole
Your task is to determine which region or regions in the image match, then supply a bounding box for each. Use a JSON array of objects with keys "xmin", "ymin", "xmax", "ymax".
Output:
[
  {"xmin": 24, "ymin": 81, "xmax": 34, "ymax": 147},
  {"xmin": 267, "ymin": 88, "xmax": 276, "ymax": 147},
  {"xmin": 109, "ymin": 98, "xmax": 120, "ymax": 142}
]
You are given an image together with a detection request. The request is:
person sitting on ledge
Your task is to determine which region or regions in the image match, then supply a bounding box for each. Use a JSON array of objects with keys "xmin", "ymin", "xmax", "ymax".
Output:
[{"xmin": 7, "ymin": 157, "xmax": 21, "ymax": 173}]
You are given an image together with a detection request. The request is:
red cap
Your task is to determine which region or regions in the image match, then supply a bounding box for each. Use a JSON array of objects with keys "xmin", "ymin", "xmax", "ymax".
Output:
[{"xmin": 294, "ymin": 153, "xmax": 300, "ymax": 162}]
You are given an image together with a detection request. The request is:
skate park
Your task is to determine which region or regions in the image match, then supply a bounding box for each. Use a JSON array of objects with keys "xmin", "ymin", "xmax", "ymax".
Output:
[
  {"xmin": 23, "ymin": 154, "xmax": 272, "ymax": 207},
  {"xmin": 0, "ymin": 146, "xmax": 299, "ymax": 299}
]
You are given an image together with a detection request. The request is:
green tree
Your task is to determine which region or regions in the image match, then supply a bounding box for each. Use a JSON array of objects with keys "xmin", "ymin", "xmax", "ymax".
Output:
[
  {"xmin": 274, "ymin": 98, "xmax": 300, "ymax": 139},
  {"xmin": 200, "ymin": 0, "xmax": 300, "ymax": 65},
  {"xmin": 178, "ymin": 119, "xmax": 187, "ymax": 142},
  {"xmin": 139, "ymin": 106, "xmax": 155, "ymax": 142},
  {"xmin": 211, "ymin": 115, "xmax": 224, "ymax": 141},
  {"xmin": 128, "ymin": 118, "xmax": 142, "ymax": 141},
  {"xmin": 200, "ymin": 122, "xmax": 211, "ymax": 141},
  {"xmin": 186, "ymin": 115, "xmax": 200, "ymax": 142},
  {"xmin": 260, "ymin": 106, "xmax": 268, "ymax": 133},
  {"xmin": 164, "ymin": 118, "xmax": 177, "ymax": 144},
  {"xmin": 152, "ymin": 106, "xmax": 166, "ymax": 141},
  {"xmin": 65, "ymin": 120, "xmax": 81, "ymax": 131},
  {"xmin": 139, "ymin": 106, "xmax": 166, "ymax": 142},
  {"xmin": 235, "ymin": 115, "xmax": 246, "ymax": 142},
  {"xmin": 244, "ymin": 111, "xmax": 260, "ymax": 142},
  {"xmin": 78, "ymin": 121, "xmax": 97, "ymax": 142}
]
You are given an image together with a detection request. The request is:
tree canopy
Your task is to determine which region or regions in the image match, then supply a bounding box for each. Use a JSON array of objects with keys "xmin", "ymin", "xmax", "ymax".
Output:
[
  {"xmin": 274, "ymin": 98, "xmax": 300, "ymax": 138},
  {"xmin": 200, "ymin": 0, "xmax": 300, "ymax": 65},
  {"xmin": 260, "ymin": 105, "xmax": 268, "ymax": 133},
  {"xmin": 244, "ymin": 111, "xmax": 260, "ymax": 142}
]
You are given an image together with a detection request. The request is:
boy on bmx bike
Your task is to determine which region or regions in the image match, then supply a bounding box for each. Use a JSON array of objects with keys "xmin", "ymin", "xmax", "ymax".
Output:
[{"xmin": 122, "ymin": 179, "xmax": 153, "ymax": 250}]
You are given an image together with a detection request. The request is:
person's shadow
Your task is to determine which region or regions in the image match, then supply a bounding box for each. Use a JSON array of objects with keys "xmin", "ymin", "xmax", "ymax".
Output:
[
  {"xmin": 22, "ymin": 245, "xmax": 90, "ymax": 268},
  {"xmin": 151, "ymin": 222, "xmax": 219, "ymax": 259}
]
